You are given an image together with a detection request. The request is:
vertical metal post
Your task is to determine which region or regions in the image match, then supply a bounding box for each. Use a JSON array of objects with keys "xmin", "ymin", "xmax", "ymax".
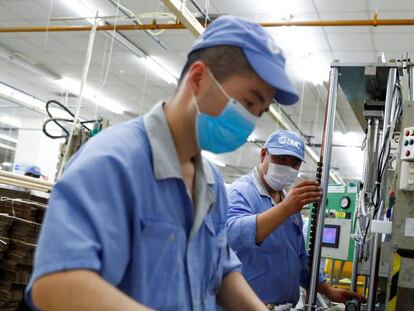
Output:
[
  {"xmin": 57, "ymin": 17, "xmax": 98, "ymax": 178},
  {"xmin": 366, "ymin": 67, "xmax": 397, "ymax": 311},
  {"xmin": 409, "ymin": 64, "xmax": 414, "ymax": 101},
  {"xmin": 306, "ymin": 66, "xmax": 339, "ymax": 310},
  {"xmin": 351, "ymin": 117, "xmax": 372, "ymax": 292},
  {"xmin": 351, "ymin": 117, "xmax": 380, "ymax": 292}
]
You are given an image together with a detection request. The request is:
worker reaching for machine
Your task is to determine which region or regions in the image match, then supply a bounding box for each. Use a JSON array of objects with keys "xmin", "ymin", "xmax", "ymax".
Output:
[
  {"xmin": 26, "ymin": 16, "xmax": 301, "ymax": 311},
  {"xmin": 226, "ymin": 130, "xmax": 366, "ymax": 306}
]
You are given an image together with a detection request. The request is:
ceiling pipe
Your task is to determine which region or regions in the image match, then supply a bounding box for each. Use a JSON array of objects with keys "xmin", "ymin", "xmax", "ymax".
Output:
[{"xmin": 3, "ymin": 17, "xmax": 414, "ymax": 33}]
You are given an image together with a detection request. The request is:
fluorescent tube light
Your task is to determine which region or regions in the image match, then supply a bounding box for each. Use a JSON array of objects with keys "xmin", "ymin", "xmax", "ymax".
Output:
[
  {"xmin": 60, "ymin": 0, "xmax": 105, "ymax": 25},
  {"xmin": 0, "ymin": 116, "xmax": 21, "ymax": 128},
  {"xmin": 56, "ymin": 77, "xmax": 125, "ymax": 114},
  {"xmin": 140, "ymin": 57, "xmax": 178, "ymax": 85},
  {"xmin": 0, "ymin": 134, "xmax": 18, "ymax": 144},
  {"xmin": 0, "ymin": 143, "xmax": 16, "ymax": 151},
  {"xmin": 0, "ymin": 45, "xmax": 62, "ymax": 81},
  {"xmin": 0, "ymin": 82, "xmax": 46, "ymax": 115},
  {"xmin": 201, "ymin": 151, "xmax": 226, "ymax": 167}
]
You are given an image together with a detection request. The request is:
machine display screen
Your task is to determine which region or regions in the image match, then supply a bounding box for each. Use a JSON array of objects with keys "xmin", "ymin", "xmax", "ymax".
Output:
[{"xmin": 322, "ymin": 225, "xmax": 341, "ymax": 248}]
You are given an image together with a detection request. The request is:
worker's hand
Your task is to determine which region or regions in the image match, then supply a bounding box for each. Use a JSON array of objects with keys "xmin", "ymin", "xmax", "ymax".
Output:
[
  {"xmin": 325, "ymin": 287, "xmax": 366, "ymax": 303},
  {"xmin": 280, "ymin": 180, "xmax": 322, "ymax": 215}
]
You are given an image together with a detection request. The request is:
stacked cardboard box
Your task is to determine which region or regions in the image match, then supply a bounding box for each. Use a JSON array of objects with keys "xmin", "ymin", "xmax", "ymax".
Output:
[{"xmin": 0, "ymin": 188, "xmax": 48, "ymax": 310}]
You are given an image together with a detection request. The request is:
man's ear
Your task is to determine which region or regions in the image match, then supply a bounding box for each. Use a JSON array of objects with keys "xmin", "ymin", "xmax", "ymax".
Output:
[
  {"xmin": 260, "ymin": 148, "xmax": 267, "ymax": 164},
  {"xmin": 186, "ymin": 61, "xmax": 208, "ymax": 96}
]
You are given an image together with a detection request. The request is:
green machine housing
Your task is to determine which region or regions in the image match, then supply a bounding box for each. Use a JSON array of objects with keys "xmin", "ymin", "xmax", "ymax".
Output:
[{"xmin": 306, "ymin": 183, "xmax": 359, "ymax": 262}]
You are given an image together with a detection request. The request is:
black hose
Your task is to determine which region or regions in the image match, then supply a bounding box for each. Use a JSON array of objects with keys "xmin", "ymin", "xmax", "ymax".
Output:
[{"xmin": 42, "ymin": 100, "xmax": 98, "ymax": 143}]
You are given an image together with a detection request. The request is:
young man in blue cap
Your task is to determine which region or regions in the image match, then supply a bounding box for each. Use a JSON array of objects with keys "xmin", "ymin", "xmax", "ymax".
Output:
[
  {"xmin": 226, "ymin": 130, "xmax": 365, "ymax": 306},
  {"xmin": 27, "ymin": 16, "xmax": 299, "ymax": 310}
]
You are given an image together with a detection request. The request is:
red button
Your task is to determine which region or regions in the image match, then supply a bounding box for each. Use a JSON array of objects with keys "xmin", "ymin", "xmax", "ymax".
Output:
[
  {"xmin": 406, "ymin": 130, "xmax": 410, "ymax": 136},
  {"xmin": 406, "ymin": 150, "xmax": 411, "ymax": 157}
]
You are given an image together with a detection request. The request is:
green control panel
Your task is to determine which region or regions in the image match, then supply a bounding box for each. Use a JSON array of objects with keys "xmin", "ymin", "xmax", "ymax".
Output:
[{"xmin": 306, "ymin": 183, "xmax": 359, "ymax": 261}]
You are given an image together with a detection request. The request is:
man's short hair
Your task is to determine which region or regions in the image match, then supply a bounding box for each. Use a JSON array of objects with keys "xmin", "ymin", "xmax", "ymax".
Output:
[{"xmin": 178, "ymin": 45, "xmax": 256, "ymax": 85}]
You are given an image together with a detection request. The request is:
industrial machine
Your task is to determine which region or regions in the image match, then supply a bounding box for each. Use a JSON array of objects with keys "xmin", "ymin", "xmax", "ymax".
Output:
[
  {"xmin": 305, "ymin": 60, "xmax": 414, "ymax": 311},
  {"xmin": 42, "ymin": 100, "xmax": 109, "ymax": 178},
  {"xmin": 307, "ymin": 183, "xmax": 359, "ymax": 262}
]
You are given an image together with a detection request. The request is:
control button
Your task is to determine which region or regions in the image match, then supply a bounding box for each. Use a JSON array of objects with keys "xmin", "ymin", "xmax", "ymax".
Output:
[
  {"xmin": 406, "ymin": 150, "xmax": 411, "ymax": 157},
  {"xmin": 405, "ymin": 140, "xmax": 409, "ymax": 146},
  {"xmin": 406, "ymin": 130, "xmax": 410, "ymax": 136},
  {"xmin": 411, "ymin": 139, "xmax": 414, "ymax": 145}
]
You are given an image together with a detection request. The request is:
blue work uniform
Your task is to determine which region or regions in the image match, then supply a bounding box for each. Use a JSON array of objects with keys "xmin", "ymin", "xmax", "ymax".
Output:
[
  {"xmin": 226, "ymin": 168, "xmax": 324, "ymax": 305},
  {"xmin": 25, "ymin": 102, "xmax": 241, "ymax": 310}
]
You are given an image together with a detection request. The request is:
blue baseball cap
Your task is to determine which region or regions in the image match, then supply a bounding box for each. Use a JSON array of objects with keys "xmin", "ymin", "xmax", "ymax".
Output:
[
  {"xmin": 189, "ymin": 15, "xmax": 299, "ymax": 105},
  {"xmin": 25, "ymin": 166, "xmax": 42, "ymax": 177},
  {"xmin": 264, "ymin": 130, "xmax": 305, "ymax": 162}
]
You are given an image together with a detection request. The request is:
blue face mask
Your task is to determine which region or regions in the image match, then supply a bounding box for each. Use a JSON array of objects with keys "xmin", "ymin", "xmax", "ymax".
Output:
[{"xmin": 195, "ymin": 71, "xmax": 258, "ymax": 154}]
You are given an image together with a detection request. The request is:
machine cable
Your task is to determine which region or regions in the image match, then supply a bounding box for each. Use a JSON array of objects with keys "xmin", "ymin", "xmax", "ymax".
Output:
[{"xmin": 42, "ymin": 100, "xmax": 101, "ymax": 142}]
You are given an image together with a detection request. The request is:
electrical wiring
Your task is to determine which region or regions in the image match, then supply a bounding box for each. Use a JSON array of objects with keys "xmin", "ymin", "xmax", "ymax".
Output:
[
  {"xmin": 354, "ymin": 72, "xmax": 403, "ymax": 247},
  {"xmin": 42, "ymin": 100, "xmax": 98, "ymax": 142},
  {"xmin": 370, "ymin": 75, "xmax": 403, "ymax": 216}
]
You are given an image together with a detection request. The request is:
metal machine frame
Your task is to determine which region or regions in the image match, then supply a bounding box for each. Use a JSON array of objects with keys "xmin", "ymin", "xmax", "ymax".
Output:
[{"xmin": 306, "ymin": 61, "xmax": 414, "ymax": 311}]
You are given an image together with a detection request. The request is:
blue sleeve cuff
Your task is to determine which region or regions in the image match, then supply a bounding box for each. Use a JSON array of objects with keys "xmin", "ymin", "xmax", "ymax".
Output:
[
  {"xmin": 222, "ymin": 247, "xmax": 242, "ymax": 277},
  {"xmin": 227, "ymin": 214, "xmax": 257, "ymax": 251},
  {"xmin": 318, "ymin": 272, "xmax": 326, "ymax": 284}
]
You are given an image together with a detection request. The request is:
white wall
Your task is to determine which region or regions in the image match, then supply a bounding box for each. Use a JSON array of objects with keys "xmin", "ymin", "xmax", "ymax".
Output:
[{"xmin": 14, "ymin": 117, "xmax": 61, "ymax": 181}]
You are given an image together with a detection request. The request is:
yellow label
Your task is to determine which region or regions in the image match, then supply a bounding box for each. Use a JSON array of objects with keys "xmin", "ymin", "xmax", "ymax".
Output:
[{"xmin": 336, "ymin": 211, "xmax": 346, "ymax": 218}]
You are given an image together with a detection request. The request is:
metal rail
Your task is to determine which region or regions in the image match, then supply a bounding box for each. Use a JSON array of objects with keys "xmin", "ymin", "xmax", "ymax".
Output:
[
  {"xmin": 0, "ymin": 170, "xmax": 54, "ymax": 192},
  {"xmin": 409, "ymin": 64, "xmax": 414, "ymax": 101},
  {"xmin": 366, "ymin": 67, "xmax": 398, "ymax": 311},
  {"xmin": 3, "ymin": 18, "xmax": 414, "ymax": 33},
  {"xmin": 306, "ymin": 66, "xmax": 339, "ymax": 310}
]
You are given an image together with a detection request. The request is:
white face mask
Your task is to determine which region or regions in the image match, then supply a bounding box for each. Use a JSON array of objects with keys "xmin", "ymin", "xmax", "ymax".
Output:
[{"xmin": 263, "ymin": 155, "xmax": 299, "ymax": 191}]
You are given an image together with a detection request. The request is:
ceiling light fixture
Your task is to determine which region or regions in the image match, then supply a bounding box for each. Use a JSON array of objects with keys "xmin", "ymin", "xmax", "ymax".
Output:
[
  {"xmin": 60, "ymin": 0, "xmax": 105, "ymax": 25},
  {"xmin": 56, "ymin": 77, "xmax": 125, "ymax": 114},
  {"xmin": 140, "ymin": 57, "xmax": 178, "ymax": 85},
  {"xmin": 201, "ymin": 151, "xmax": 226, "ymax": 167},
  {"xmin": 0, "ymin": 83, "xmax": 46, "ymax": 115},
  {"xmin": 0, "ymin": 134, "xmax": 18, "ymax": 144},
  {"xmin": 0, "ymin": 45, "xmax": 62, "ymax": 81},
  {"xmin": 0, "ymin": 143, "xmax": 16, "ymax": 152},
  {"xmin": 0, "ymin": 116, "xmax": 22, "ymax": 128},
  {"xmin": 60, "ymin": 0, "xmax": 176, "ymax": 87}
]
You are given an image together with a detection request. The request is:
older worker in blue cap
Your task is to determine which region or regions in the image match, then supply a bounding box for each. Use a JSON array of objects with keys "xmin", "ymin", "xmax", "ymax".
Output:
[
  {"xmin": 27, "ymin": 16, "xmax": 299, "ymax": 311},
  {"xmin": 226, "ymin": 130, "xmax": 365, "ymax": 306}
]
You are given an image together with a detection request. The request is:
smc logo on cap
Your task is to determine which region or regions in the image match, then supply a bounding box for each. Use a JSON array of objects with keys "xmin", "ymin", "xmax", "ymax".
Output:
[{"xmin": 278, "ymin": 136, "xmax": 301, "ymax": 149}]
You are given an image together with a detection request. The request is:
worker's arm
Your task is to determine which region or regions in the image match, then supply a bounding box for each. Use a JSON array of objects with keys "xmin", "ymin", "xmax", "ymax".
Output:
[
  {"xmin": 32, "ymin": 270, "xmax": 153, "ymax": 311},
  {"xmin": 256, "ymin": 180, "xmax": 322, "ymax": 244},
  {"xmin": 217, "ymin": 271, "xmax": 268, "ymax": 311},
  {"xmin": 25, "ymin": 133, "xmax": 138, "ymax": 308},
  {"xmin": 317, "ymin": 281, "xmax": 366, "ymax": 303},
  {"xmin": 226, "ymin": 189, "xmax": 258, "ymax": 251}
]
